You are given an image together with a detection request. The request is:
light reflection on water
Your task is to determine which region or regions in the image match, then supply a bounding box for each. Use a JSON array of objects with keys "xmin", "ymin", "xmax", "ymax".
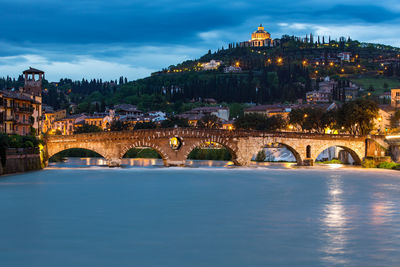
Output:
[
  {"xmin": 320, "ymin": 175, "xmax": 350, "ymax": 265},
  {"xmin": 49, "ymin": 158, "xmax": 299, "ymax": 169},
  {"xmin": 5, "ymin": 158, "xmax": 400, "ymax": 266}
]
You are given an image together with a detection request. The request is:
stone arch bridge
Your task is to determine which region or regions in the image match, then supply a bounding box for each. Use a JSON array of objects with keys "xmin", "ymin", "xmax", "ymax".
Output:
[{"xmin": 45, "ymin": 128, "xmax": 388, "ymax": 167}]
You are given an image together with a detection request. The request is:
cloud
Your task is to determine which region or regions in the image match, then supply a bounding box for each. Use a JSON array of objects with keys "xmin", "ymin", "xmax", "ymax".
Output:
[{"xmin": 0, "ymin": 0, "xmax": 400, "ymax": 80}]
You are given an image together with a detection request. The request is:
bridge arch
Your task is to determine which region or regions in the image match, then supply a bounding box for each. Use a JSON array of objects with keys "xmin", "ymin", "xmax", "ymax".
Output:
[
  {"xmin": 183, "ymin": 137, "xmax": 239, "ymax": 165},
  {"xmin": 119, "ymin": 140, "xmax": 170, "ymax": 165},
  {"xmin": 313, "ymin": 145, "xmax": 363, "ymax": 165},
  {"xmin": 253, "ymin": 142, "xmax": 303, "ymax": 165},
  {"xmin": 47, "ymin": 144, "xmax": 109, "ymax": 161}
]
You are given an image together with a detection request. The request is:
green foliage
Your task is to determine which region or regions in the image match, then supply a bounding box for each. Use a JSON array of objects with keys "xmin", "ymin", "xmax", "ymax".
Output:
[
  {"xmin": 49, "ymin": 148, "xmax": 102, "ymax": 162},
  {"xmin": 8, "ymin": 135, "xmax": 39, "ymax": 148},
  {"xmin": 197, "ymin": 114, "xmax": 222, "ymax": 129},
  {"xmin": 187, "ymin": 148, "xmax": 232, "ymax": 161},
  {"xmin": 235, "ymin": 113, "xmax": 285, "ymax": 131},
  {"xmin": 161, "ymin": 117, "xmax": 189, "ymax": 128},
  {"xmin": 377, "ymin": 162, "xmax": 400, "ymax": 169},
  {"xmin": 123, "ymin": 148, "xmax": 161, "ymax": 159},
  {"xmin": 134, "ymin": 122, "xmax": 157, "ymax": 130},
  {"xmin": 337, "ymin": 99, "xmax": 379, "ymax": 135},
  {"xmin": 228, "ymin": 103, "xmax": 247, "ymax": 119},
  {"xmin": 0, "ymin": 133, "xmax": 9, "ymax": 167},
  {"xmin": 289, "ymin": 99, "xmax": 379, "ymax": 135},
  {"xmin": 289, "ymin": 107, "xmax": 334, "ymax": 133},
  {"xmin": 362, "ymin": 159, "xmax": 377, "ymax": 168},
  {"xmin": 255, "ymin": 150, "xmax": 266, "ymax": 162},
  {"xmin": 74, "ymin": 123, "xmax": 102, "ymax": 134},
  {"xmin": 319, "ymin": 159, "xmax": 343, "ymax": 164},
  {"xmin": 24, "ymin": 141, "xmax": 34, "ymax": 148}
]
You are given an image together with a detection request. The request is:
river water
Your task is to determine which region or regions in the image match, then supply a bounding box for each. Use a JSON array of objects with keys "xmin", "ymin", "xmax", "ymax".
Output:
[{"xmin": 1, "ymin": 158, "xmax": 400, "ymax": 266}]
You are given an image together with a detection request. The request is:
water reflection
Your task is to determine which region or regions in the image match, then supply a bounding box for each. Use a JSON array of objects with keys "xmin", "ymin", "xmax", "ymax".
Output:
[
  {"xmin": 122, "ymin": 158, "xmax": 164, "ymax": 167},
  {"xmin": 320, "ymin": 175, "xmax": 350, "ymax": 265},
  {"xmin": 371, "ymin": 192, "xmax": 395, "ymax": 226}
]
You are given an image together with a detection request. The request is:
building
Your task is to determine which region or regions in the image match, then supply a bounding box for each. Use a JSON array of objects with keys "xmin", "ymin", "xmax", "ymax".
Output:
[
  {"xmin": 223, "ymin": 66, "xmax": 242, "ymax": 73},
  {"xmin": 114, "ymin": 104, "xmax": 143, "ymax": 118},
  {"xmin": 373, "ymin": 105, "xmax": 395, "ymax": 134},
  {"xmin": 306, "ymin": 90, "xmax": 331, "ymax": 103},
  {"xmin": 178, "ymin": 107, "xmax": 230, "ymax": 126},
  {"xmin": 22, "ymin": 67, "xmax": 43, "ymax": 135},
  {"xmin": 240, "ymin": 24, "xmax": 274, "ymax": 47},
  {"xmin": 42, "ymin": 106, "xmax": 67, "ymax": 134},
  {"xmin": 53, "ymin": 114, "xmax": 86, "ymax": 135},
  {"xmin": 244, "ymin": 105, "xmax": 291, "ymax": 118},
  {"xmin": 201, "ymin": 60, "xmax": 222, "ymax": 70},
  {"xmin": 391, "ymin": 88, "xmax": 400, "ymax": 108},
  {"xmin": 338, "ymin": 52, "xmax": 352, "ymax": 62},
  {"xmin": 318, "ymin": 77, "xmax": 337, "ymax": 93},
  {"xmin": 343, "ymin": 87, "xmax": 359, "ymax": 101},
  {"xmin": 0, "ymin": 90, "xmax": 40, "ymax": 135},
  {"xmin": 148, "ymin": 111, "xmax": 167, "ymax": 122},
  {"xmin": 83, "ymin": 113, "xmax": 114, "ymax": 131}
]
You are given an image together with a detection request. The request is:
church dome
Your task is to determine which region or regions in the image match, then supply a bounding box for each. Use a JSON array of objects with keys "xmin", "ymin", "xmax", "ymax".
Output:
[{"xmin": 251, "ymin": 24, "xmax": 271, "ymax": 40}]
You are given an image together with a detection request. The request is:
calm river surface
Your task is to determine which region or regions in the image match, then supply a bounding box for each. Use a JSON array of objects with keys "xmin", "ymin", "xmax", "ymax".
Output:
[{"xmin": 1, "ymin": 158, "xmax": 400, "ymax": 266}]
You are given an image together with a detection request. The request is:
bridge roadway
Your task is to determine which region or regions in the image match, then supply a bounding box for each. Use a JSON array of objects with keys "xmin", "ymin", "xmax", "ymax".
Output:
[{"xmin": 45, "ymin": 128, "xmax": 388, "ymax": 167}]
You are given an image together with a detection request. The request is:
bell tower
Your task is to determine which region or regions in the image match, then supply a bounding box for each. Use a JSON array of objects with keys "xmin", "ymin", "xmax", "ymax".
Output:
[{"xmin": 23, "ymin": 67, "xmax": 44, "ymax": 97}]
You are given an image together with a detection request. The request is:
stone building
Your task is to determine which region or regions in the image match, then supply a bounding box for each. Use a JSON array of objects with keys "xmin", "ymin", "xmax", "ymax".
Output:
[
  {"xmin": 240, "ymin": 24, "xmax": 274, "ymax": 47},
  {"xmin": 391, "ymin": 88, "xmax": 400, "ymax": 108},
  {"xmin": 0, "ymin": 90, "xmax": 40, "ymax": 135}
]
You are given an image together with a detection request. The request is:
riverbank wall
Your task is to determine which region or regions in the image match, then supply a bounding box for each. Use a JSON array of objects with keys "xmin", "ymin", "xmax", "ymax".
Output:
[{"xmin": 0, "ymin": 148, "xmax": 42, "ymax": 175}]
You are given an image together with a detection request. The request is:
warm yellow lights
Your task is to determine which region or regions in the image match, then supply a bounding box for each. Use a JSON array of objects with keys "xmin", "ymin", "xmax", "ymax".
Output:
[
  {"xmin": 357, "ymin": 65, "xmax": 361, "ymax": 68},
  {"xmin": 329, "ymin": 62, "xmax": 334, "ymax": 66},
  {"xmin": 235, "ymin": 61, "xmax": 240, "ymax": 67},
  {"xmin": 304, "ymin": 114, "xmax": 308, "ymax": 118},
  {"xmin": 377, "ymin": 117, "xmax": 382, "ymax": 122},
  {"xmin": 169, "ymin": 137, "xmax": 182, "ymax": 150},
  {"xmin": 277, "ymin": 57, "xmax": 283, "ymax": 64},
  {"xmin": 341, "ymin": 68, "xmax": 345, "ymax": 73},
  {"xmin": 302, "ymin": 60, "xmax": 307, "ymax": 66},
  {"xmin": 288, "ymin": 125, "xmax": 294, "ymax": 130}
]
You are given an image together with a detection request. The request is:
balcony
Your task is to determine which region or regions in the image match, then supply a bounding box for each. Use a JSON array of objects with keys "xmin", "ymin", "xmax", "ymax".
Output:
[{"xmin": 15, "ymin": 107, "xmax": 34, "ymax": 113}]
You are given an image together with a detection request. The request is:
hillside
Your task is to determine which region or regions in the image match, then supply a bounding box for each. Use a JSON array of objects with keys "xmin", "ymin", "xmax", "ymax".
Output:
[{"xmin": 3, "ymin": 35, "xmax": 400, "ymax": 114}]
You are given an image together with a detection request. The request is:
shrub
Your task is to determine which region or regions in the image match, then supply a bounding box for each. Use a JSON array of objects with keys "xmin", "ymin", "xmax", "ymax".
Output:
[
  {"xmin": 362, "ymin": 159, "xmax": 376, "ymax": 168},
  {"xmin": 321, "ymin": 159, "xmax": 343, "ymax": 164},
  {"xmin": 255, "ymin": 150, "xmax": 266, "ymax": 162},
  {"xmin": 24, "ymin": 141, "xmax": 34, "ymax": 148},
  {"xmin": 377, "ymin": 162, "xmax": 400, "ymax": 170}
]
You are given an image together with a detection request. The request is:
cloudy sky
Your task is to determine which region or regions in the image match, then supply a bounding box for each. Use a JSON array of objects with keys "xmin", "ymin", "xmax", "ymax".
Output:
[{"xmin": 1, "ymin": 0, "xmax": 400, "ymax": 81}]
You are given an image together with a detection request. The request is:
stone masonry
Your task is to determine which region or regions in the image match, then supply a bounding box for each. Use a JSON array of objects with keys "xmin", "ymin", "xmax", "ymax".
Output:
[{"xmin": 46, "ymin": 128, "xmax": 388, "ymax": 167}]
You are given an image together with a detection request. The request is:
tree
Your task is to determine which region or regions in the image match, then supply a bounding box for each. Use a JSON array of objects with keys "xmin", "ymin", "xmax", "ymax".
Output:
[
  {"xmin": 197, "ymin": 114, "xmax": 222, "ymax": 129},
  {"xmin": 234, "ymin": 113, "xmax": 286, "ymax": 131},
  {"xmin": 134, "ymin": 122, "xmax": 157, "ymax": 130},
  {"xmin": 337, "ymin": 99, "xmax": 379, "ymax": 135},
  {"xmin": 110, "ymin": 120, "xmax": 129, "ymax": 131},
  {"xmin": 161, "ymin": 117, "xmax": 189, "ymax": 128},
  {"xmin": 74, "ymin": 123, "xmax": 102, "ymax": 134},
  {"xmin": 255, "ymin": 149, "xmax": 266, "ymax": 162}
]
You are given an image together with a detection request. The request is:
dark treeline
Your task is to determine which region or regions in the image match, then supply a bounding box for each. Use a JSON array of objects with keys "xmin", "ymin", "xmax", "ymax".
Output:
[{"xmin": 128, "ymin": 64, "xmax": 311, "ymax": 104}]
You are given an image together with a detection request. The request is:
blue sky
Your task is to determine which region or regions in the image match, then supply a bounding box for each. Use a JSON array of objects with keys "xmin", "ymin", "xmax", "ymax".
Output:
[{"xmin": 1, "ymin": 0, "xmax": 400, "ymax": 81}]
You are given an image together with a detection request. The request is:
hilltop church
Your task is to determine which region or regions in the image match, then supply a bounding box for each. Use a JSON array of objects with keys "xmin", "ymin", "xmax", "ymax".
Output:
[{"xmin": 240, "ymin": 24, "xmax": 274, "ymax": 47}]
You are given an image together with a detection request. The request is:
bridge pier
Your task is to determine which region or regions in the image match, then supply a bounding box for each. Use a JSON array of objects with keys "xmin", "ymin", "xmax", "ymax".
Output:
[
  {"xmin": 107, "ymin": 158, "xmax": 121, "ymax": 168},
  {"xmin": 302, "ymin": 159, "xmax": 314, "ymax": 166}
]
